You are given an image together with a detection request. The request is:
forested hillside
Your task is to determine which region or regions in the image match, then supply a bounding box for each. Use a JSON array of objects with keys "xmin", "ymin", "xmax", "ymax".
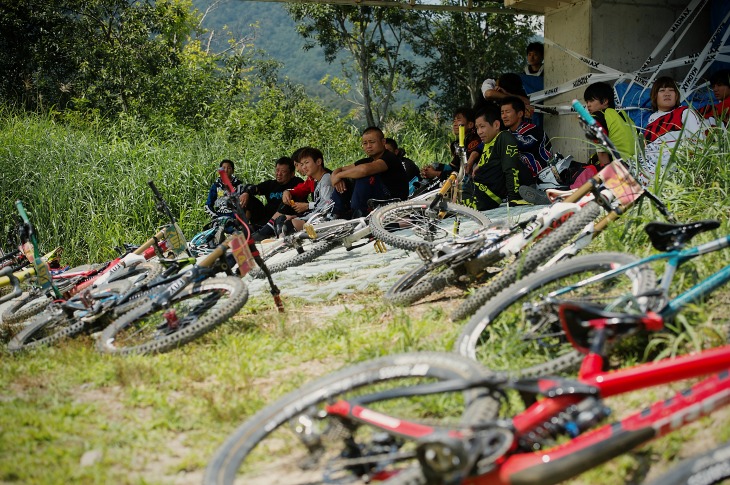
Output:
[
  {"xmin": 193, "ymin": 0, "xmax": 341, "ymax": 102},
  {"xmin": 192, "ymin": 0, "xmax": 423, "ymax": 112}
]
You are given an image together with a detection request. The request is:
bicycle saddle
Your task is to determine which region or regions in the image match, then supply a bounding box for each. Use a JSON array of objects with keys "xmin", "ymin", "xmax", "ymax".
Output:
[
  {"xmin": 558, "ymin": 301, "xmax": 664, "ymax": 354},
  {"xmin": 644, "ymin": 220, "xmax": 720, "ymax": 252}
]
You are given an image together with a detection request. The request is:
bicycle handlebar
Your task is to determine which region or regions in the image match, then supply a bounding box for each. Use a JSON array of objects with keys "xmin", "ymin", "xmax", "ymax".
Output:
[
  {"xmin": 15, "ymin": 200, "xmax": 30, "ymax": 225},
  {"xmin": 458, "ymin": 124, "xmax": 465, "ymax": 148},
  {"xmin": 147, "ymin": 180, "xmax": 177, "ymax": 225},
  {"xmin": 571, "ymin": 100, "xmax": 596, "ymax": 126}
]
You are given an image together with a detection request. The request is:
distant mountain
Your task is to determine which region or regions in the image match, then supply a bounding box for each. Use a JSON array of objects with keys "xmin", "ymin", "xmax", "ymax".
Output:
[{"xmin": 193, "ymin": 0, "xmax": 347, "ymax": 105}]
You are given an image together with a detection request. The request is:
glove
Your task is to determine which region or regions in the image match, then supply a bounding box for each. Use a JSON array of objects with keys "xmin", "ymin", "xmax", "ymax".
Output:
[{"xmin": 509, "ymin": 199, "xmax": 532, "ymax": 207}]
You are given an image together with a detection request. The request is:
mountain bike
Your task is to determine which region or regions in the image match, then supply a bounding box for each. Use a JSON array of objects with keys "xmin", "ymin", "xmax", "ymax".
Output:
[
  {"xmin": 369, "ymin": 125, "xmax": 492, "ymax": 251},
  {"xmin": 202, "ymin": 352, "xmax": 502, "ymax": 485},
  {"xmin": 454, "ymin": 218, "xmax": 726, "ymax": 377},
  {"xmin": 10, "ymin": 174, "xmax": 278, "ymax": 355},
  {"xmin": 385, "ymin": 101, "xmax": 673, "ymax": 314},
  {"xmin": 93, "ymin": 169, "xmax": 284, "ymax": 355},
  {"xmin": 203, "ymin": 300, "xmax": 730, "ymax": 484},
  {"xmin": 1, "ymin": 188, "xmax": 187, "ymax": 326}
]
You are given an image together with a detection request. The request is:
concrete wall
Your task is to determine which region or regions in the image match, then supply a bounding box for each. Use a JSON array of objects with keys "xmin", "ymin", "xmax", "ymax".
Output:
[{"xmin": 543, "ymin": 0, "xmax": 711, "ymax": 160}]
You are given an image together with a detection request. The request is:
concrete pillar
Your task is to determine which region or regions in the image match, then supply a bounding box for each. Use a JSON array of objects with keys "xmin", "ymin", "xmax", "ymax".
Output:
[{"xmin": 542, "ymin": 0, "xmax": 711, "ymax": 161}]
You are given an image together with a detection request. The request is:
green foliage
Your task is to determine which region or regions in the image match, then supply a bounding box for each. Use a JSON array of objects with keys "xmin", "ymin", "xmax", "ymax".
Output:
[
  {"xmin": 407, "ymin": 3, "xmax": 542, "ymax": 114},
  {"xmin": 287, "ymin": 3, "xmax": 421, "ymax": 127},
  {"xmin": 0, "ymin": 101, "xmax": 365, "ymax": 264}
]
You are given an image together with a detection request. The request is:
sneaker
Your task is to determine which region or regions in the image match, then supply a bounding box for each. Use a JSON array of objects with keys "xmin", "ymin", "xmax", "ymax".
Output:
[
  {"xmin": 252, "ymin": 223, "xmax": 276, "ymax": 242},
  {"xmin": 519, "ymin": 185, "xmax": 551, "ymax": 206}
]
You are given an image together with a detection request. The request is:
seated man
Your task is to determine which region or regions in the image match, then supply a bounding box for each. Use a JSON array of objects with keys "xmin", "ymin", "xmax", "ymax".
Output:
[
  {"xmin": 330, "ymin": 126, "xmax": 410, "ymax": 219},
  {"xmin": 280, "ymin": 147, "xmax": 334, "ymax": 233},
  {"xmin": 422, "ymin": 106, "xmax": 481, "ymax": 182},
  {"xmin": 239, "ymin": 156, "xmax": 303, "ymax": 232},
  {"xmin": 205, "ymin": 159, "xmax": 243, "ymax": 218},
  {"xmin": 702, "ymin": 69, "xmax": 730, "ymax": 126},
  {"xmin": 385, "ymin": 137, "xmax": 421, "ymax": 195},
  {"xmin": 500, "ymin": 96, "xmax": 552, "ymax": 184},
  {"xmin": 463, "ymin": 102, "xmax": 531, "ymax": 211}
]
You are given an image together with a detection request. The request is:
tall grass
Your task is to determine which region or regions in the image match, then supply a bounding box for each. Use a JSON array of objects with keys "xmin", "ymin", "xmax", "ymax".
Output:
[
  {"xmin": 0, "ymin": 109, "xmax": 451, "ymax": 264},
  {"xmin": 1, "ymin": 112, "xmax": 729, "ymax": 484}
]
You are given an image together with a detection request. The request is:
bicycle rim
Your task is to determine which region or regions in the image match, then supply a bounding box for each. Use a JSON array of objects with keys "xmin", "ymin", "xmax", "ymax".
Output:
[
  {"xmin": 454, "ymin": 252, "xmax": 656, "ymax": 377},
  {"xmin": 370, "ymin": 200, "xmax": 491, "ymax": 251},
  {"xmin": 203, "ymin": 352, "xmax": 500, "ymax": 485},
  {"xmin": 97, "ymin": 276, "xmax": 248, "ymax": 355}
]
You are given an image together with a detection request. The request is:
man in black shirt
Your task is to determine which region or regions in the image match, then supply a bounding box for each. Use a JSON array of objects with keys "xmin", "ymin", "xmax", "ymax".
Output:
[
  {"xmin": 330, "ymin": 126, "xmax": 409, "ymax": 218},
  {"xmin": 240, "ymin": 156, "xmax": 303, "ymax": 230}
]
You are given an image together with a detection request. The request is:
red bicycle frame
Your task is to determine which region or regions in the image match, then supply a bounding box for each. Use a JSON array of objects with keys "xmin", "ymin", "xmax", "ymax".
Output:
[{"xmin": 326, "ymin": 322, "xmax": 730, "ymax": 484}]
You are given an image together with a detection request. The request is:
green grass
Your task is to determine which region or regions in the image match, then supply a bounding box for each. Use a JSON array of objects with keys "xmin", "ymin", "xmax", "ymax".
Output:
[{"xmin": 1, "ymin": 116, "xmax": 730, "ymax": 483}]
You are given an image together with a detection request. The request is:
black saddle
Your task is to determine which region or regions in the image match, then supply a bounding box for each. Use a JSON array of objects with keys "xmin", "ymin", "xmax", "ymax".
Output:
[
  {"xmin": 644, "ymin": 220, "xmax": 720, "ymax": 252},
  {"xmin": 558, "ymin": 301, "xmax": 664, "ymax": 354}
]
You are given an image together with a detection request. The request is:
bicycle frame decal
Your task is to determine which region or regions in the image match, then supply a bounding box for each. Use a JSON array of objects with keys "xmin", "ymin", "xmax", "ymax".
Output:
[
  {"xmin": 228, "ymin": 234, "xmax": 256, "ymax": 276},
  {"xmin": 598, "ymin": 160, "xmax": 644, "ymax": 206},
  {"xmin": 163, "ymin": 222, "xmax": 188, "ymax": 256}
]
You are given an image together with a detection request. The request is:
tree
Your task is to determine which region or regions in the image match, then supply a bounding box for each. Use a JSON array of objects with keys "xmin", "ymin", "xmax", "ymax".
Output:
[
  {"xmin": 0, "ymin": 0, "xmax": 228, "ymax": 125},
  {"xmin": 407, "ymin": 2, "xmax": 542, "ymax": 115},
  {"xmin": 286, "ymin": 3, "xmax": 419, "ymax": 127}
]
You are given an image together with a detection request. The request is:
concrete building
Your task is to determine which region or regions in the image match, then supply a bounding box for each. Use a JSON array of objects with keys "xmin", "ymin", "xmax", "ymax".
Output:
[{"xmin": 506, "ymin": 0, "xmax": 727, "ymax": 159}]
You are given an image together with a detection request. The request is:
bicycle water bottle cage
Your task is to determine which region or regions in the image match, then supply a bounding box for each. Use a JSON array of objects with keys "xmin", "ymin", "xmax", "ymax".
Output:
[
  {"xmin": 558, "ymin": 301, "xmax": 664, "ymax": 354},
  {"xmin": 644, "ymin": 220, "xmax": 720, "ymax": 252}
]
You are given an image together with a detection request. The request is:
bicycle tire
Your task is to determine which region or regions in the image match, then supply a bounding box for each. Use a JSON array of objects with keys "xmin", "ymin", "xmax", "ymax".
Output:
[
  {"xmin": 1, "ymin": 290, "xmax": 53, "ymax": 325},
  {"xmin": 7, "ymin": 306, "xmax": 82, "ymax": 351},
  {"xmin": 644, "ymin": 440, "xmax": 730, "ymax": 485},
  {"xmin": 250, "ymin": 239, "xmax": 339, "ymax": 278},
  {"xmin": 384, "ymin": 265, "xmax": 465, "ymax": 306},
  {"xmin": 203, "ymin": 352, "xmax": 501, "ymax": 485},
  {"xmin": 96, "ymin": 276, "xmax": 248, "ymax": 355},
  {"xmin": 369, "ymin": 200, "xmax": 491, "ymax": 251},
  {"xmin": 451, "ymin": 200, "xmax": 603, "ymax": 322},
  {"xmin": 453, "ymin": 252, "xmax": 656, "ymax": 377}
]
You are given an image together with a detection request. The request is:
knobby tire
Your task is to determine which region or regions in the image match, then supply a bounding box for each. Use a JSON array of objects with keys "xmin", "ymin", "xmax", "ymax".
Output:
[
  {"xmin": 451, "ymin": 200, "xmax": 603, "ymax": 322},
  {"xmin": 453, "ymin": 252, "xmax": 656, "ymax": 377}
]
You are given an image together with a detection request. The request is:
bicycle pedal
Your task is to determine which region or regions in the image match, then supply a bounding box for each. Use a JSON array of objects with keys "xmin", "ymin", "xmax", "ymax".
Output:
[
  {"xmin": 304, "ymin": 223, "xmax": 318, "ymax": 239},
  {"xmin": 373, "ymin": 239, "xmax": 387, "ymax": 253}
]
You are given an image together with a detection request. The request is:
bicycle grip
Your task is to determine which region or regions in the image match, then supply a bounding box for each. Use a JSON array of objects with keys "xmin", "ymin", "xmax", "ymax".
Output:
[
  {"xmin": 571, "ymin": 99, "xmax": 596, "ymax": 126},
  {"xmin": 15, "ymin": 200, "xmax": 30, "ymax": 224},
  {"xmin": 148, "ymin": 180, "xmax": 163, "ymax": 200},
  {"xmin": 458, "ymin": 124, "xmax": 465, "ymax": 148}
]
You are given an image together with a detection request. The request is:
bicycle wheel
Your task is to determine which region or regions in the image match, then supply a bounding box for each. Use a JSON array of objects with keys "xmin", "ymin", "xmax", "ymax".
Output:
[
  {"xmin": 203, "ymin": 352, "xmax": 501, "ymax": 485},
  {"xmin": 6, "ymin": 275, "xmax": 143, "ymax": 351},
  {"xmin": 369, "ymin": 200, "xmax": 491, "ymax": 251},
  {"xmin": 644, "ymin": 440, "xmax": 730, "ymax": 485},
  {"xmin": 384, "ymin": 265, "xmax": 465, "ymax": 306},
  {"xmin": 453, "ymin": 252, "xmax": 656, "ymax": 377},
  {"xmin": 451, "ymin": 200, "xmax": 602, "ymax": 322},
  {"xmin": 1, "ymin": 289, "xmax": 53, "ymax": 325},
  {"xmin": 96, "ymin": 276, "xmax": 248, "ymax": 355},
  {"xmin": 250, "ymin": 238, "xmax": 340, "ymax": 279}
]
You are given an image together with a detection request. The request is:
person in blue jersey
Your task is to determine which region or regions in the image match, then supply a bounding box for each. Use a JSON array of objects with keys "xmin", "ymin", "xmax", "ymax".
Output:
[
  {"xmin": 205, "ymin": 159, "xmax": 244, "ymax": 218},
  {"xmin": 499, "ymin": 96, "xmax": 552, "ymax": 184}
]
